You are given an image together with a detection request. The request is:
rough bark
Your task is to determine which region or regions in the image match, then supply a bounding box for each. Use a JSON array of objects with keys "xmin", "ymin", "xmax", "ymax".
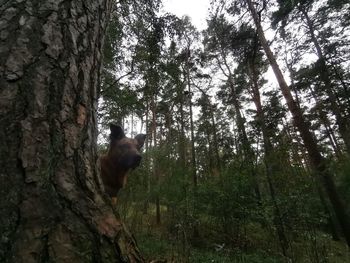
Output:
[
  {"xmin": 245, "ymin": 0, "xmax": 350, "ymax": 247},
  {"xmin": 0, "ymin": 0, "xmax": 145, "ymax": 262}
]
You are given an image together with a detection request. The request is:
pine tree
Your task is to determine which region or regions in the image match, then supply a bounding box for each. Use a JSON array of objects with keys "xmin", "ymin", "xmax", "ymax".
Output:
[
  {"xmin": 0, "ymin": 0, "xmax": 145, "ymax": 261},
  {"xmin": 245, "ymin": 0, "xmax": 350, "ymax": 246}
]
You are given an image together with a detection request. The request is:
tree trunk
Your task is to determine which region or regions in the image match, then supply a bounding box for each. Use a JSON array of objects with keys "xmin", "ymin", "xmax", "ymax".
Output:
[
  {"xmin": 246, "ymin": 0, "xmax": 350, "ymax": 246},
  {"xmin": 283, "ymin": 47, "xmax": 342, "ymax": 157},
  {"xmin": 0, "ymin": 1, "xmax": 145, "ymax": 262},
  {"xmin": 299, "ymin": 6, "xmax": 350, "ymax": 153},
  {"xmin": 308, "ymin": 86, "xmax": 342, "ymax": 157},
  {"xmin": 151, "ymin": 94, "xmax": 161, "ymax": 225},
  {"xmin": 143, "ymin": 100, "xmax": 150, "ymax": 214},
  {"xmin": 185, "ymin": 47, "xmax": 199, "ymax": 238},
  {"xmin": 186, "ymin": 48, "xmax": 197, "ymax": 187},
  {"xmin": 210, "ymin": 105, "xmax": 222, "ymax": 176},
  {"xmin": 247, "ymin": 59, "xmax": 289, "ymax": 257},
  {"xmin": 217, "ymin": 52, "xmax": 261, "ymax": 201}
]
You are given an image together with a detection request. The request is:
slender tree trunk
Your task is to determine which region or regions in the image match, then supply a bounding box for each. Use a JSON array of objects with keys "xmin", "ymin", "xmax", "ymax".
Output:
[
  {"xmin": 151, "ymin": 94, "xmax": 161, "ymax": 225},
  {"xmin": 131, "ymin": 112, "xmax": 134, "ymax": 135},
  {"xmin": 210, "ymin": 105, "xmax": 222, "ymax": 175},
  {"xmin": 246, "ymin": 0, "xmax": 350, "ymax": 246},
  {"xmin": 143, "ymin": 100, "xmax": 150, "ymax": 214},
  {"xmin": 316, "ymin": 186, "xmax": 341, "ymax": 241},
  {"xmin": 299, "ymin": 6, "xmax": 350, "ymax": 153},
  {"xmin": 217, "ymin": 53, "xmax": 261, "ymax": 201},
  {"xmin": 283, "ymin": 49, "xmax": 342, "ymax": 157},
  {"xmin": 205, "ymin": 128, "xmax": 215, "ymax": 176},
  {"xmin": 0, "ymin": 0, "xmax": 145, "ymax": 262},
  {"xmin": 185, "ymin": 47, "xmax": 200, "ymax": 238},
  {"xmin": 331, "ymin": 65, "xmax": 350, "ymax": 109},
  {"xmin": 308, "ymin": 87, "xmax": 342, "ymax": 157},
  {"xmin": 283, "ymin": 120, "xmax": 309, "ymax": 172},
  {"xmin": 247, "ymin": 60, "xmax": 289, "ymax": 257},
  {"xmin": 186, "ymin": 49, "xmax": 197, "ymax": 187},
  {"xmin": 196, "ymin": 89, "xmax": 221, "ymax": 176},
  {"xmin": 179, "ymin": 89, "xmax": 187, "ymax": 167}
]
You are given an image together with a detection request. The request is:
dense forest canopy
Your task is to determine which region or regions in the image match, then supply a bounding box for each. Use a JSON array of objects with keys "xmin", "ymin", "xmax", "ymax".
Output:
[
  {"xmin": 1, "ymin": 0, "xmax": 349, "ymax": 262},
  {"xmin": 98, "ymin": 0, "xmax": 350, "ymax": 261}
]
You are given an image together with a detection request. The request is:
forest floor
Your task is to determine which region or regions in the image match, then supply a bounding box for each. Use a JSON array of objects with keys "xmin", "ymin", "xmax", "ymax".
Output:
[{"xmin": 120, "ymin": 203, "xmax": 350, "ymax": 263}]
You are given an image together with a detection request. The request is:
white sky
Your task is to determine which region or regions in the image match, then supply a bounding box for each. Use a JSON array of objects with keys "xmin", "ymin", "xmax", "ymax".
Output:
[{"xmin": 162, "ymin": 0, "xmax": 211, "ymax": 30}]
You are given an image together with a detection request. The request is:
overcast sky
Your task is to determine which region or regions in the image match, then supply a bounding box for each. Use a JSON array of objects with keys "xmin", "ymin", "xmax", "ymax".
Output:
[{"xmin": 162, "ymin": 0, "xmax": 211, "ymax": 30}]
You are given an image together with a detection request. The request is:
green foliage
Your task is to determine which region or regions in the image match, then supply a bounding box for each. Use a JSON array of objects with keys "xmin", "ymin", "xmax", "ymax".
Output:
[
  {"xmin": 196, "ymin": 167, "xmax": 259, "ymax": 224},
  {"xmin": 271, "ymin": 0, "xmax": 314, "ymax": 28},
  {"xmin": 99, "ymin": 0, "xmax": 350, "ymax": 261},
  {"xmin": 137, "ymin": 233, "xmax": 171, "ymax": 260},
  {"xmin": 335, "ymin": 158, "xmax": 350, "ymax": 205},
  {"xmin": 137, "ymin": 231, "xmax": 285, "ymax": 263}
]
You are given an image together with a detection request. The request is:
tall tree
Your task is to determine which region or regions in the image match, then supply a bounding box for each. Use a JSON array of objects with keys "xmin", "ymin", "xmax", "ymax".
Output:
[
  {"xmin": 0, "ymin": 0, "xmax": 144, "ymax": 261},
  {"xmin": 244, "ymin": 0, "xmax": 350, "ymax": 246},
  {"xmin": 204, "ymin": 16, "xmax": 261, "ymax": 200},
  {"xmin": 243, "ymin": 30, "xmax": 291, "ymax": 256},
  {"xmin": 272, "ymin": 0, "xmax": 350, "ymax": 153}
]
